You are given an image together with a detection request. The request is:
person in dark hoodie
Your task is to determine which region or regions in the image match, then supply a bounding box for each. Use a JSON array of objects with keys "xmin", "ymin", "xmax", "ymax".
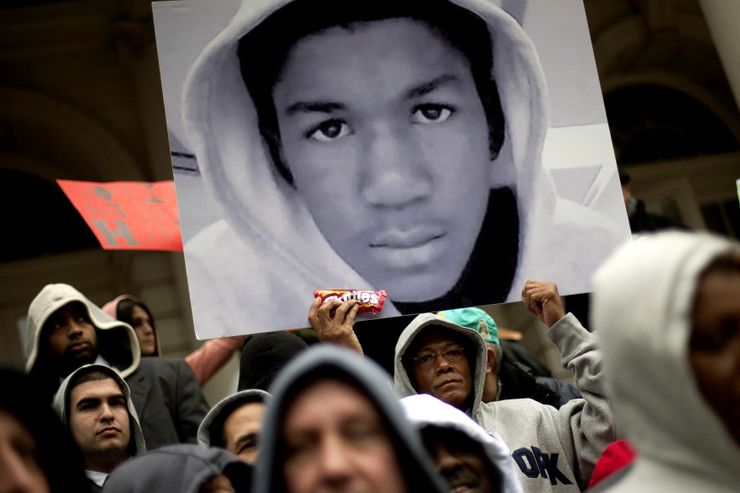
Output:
[
  {"xmin": 0, "ymin": 368, "xmax": 89, "ymax": 493},
  {"xmin": 253, "ymin": 345, "xmax": 447, "ymax": 493},
  {"xmin": 53, "ymin": 364, "xmax": 146, "ymax": 492},
  {"xmin": 198, "ymin": 389, "xmax": 270, "ymax": 464},
  {"xmin": 103, "ymin": 443, "xmax": 252, "ymax": 493},
  {"xmin": 24, "ymin": 283, "xmax": 209, "ymax": 450}
]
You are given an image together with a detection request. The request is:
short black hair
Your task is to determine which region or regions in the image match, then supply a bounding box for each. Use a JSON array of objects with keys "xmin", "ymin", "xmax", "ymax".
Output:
[
  {"xmin": 209, "ymin": 394, "xmax": 267, "ymax": 449},
  {"xmin": 237, "ymin": 0, "xmax": 505, "ymax": 185},
  {"xmin": 66, "ymin": 369, "xmax": 137, "ymax": 458}
]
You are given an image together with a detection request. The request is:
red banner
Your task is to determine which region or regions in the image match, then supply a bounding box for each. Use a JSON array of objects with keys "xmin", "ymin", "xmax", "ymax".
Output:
[{"xmin": 57, "ymin": 180, "xmax": 183, "ymax": 252}]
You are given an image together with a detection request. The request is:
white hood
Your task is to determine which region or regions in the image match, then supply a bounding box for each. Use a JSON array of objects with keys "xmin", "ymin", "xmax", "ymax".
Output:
[
  {"xmin": 179, "ymin": 0, "xmax": 622, "ymax": 335},
  {"xmin": 402, "ymin": 394, "xmax": 523, "ymax": 493},
  {"xmin": 592, "ymin": 231, "xmax": 740, "ymax": 490}
]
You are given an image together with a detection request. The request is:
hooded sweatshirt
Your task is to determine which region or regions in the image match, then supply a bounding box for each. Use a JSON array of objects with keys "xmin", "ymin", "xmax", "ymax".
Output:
[
  {"xmin": 103, "ymin": 294, "xmax": 245, "ymax": 385},
  {"xmin": 102, "ymin": 444, "xmax": 253, "ymax": 493},
  {"xmin": 53, "ymin": 364, "xmax": 146, "ymax": 487},
  {"xmin": 591, "ymin": 231, "xmax": 740, "ymax": 493},
  {"xmin": 26, "ymin": 284, "xmax": 141, "ymax": 396},
  {"xmin": 394, "ymin": 313, "xmax": 615, "ymax": 492},
  {"xmin": 176, "ymin": 0, "xmax": 625, "ymax": 337},
  {"xmin": 253, "ymin": 345, "xmax": 448, "ymax": 493},
  {"xmin": 197, "ymin": 388, "xmax": 270, "ymax": 446},
  {"xmin": 401, "ymin": 393, "xmax": 523, "ymax": 493},
  {"xmin": 25, "ymin": 283, "xmax": 209, "ymax": 449}
]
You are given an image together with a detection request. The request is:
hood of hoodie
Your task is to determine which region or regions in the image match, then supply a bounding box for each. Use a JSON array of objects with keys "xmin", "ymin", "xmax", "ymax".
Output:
[
  {"xmin": 103, "ymin": 444, "xmax": 253, "ymax": 493},
  {"xmin": 394, "ymin": 313, "xmax": 488, "ymax": 416},
  {"xmin": 401, "ymin": 394, "xmax": 522, "ymax": 493},
  {"xmin": 592, "ymin": 231, "xmax": 740, "ymax": 483},
  {"xmin": 253, "ymin": 345, "xmax": 447, "ymax": 493},
  {"xmin": 52, "ymin": 364, "xmax": 146, "ymax": 457},
  {"xmin": 197, "ymin": 388, "xmax": 271, "ymax": 446},
  {"xmin": 25, "ymin": 284, "xmax": 140, "ymax": 380},
  {"xmin": 180, "ymin": 0, "xmax": 570, "ymax": 314},
  {"xmin": 102, "ymin": 294, "xmax": 162, "ymax": 357}
]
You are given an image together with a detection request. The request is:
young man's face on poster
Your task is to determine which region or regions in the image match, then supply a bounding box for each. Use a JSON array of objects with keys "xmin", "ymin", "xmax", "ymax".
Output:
[{"xmin": 272, "ymin": 18, "xmax": 494, "ymax": 303}]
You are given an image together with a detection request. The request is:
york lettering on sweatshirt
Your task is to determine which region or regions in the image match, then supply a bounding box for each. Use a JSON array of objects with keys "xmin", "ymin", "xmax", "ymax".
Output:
[{"xmin": 512, "ymin": 446, "xmax": 573, "ymax": 485}]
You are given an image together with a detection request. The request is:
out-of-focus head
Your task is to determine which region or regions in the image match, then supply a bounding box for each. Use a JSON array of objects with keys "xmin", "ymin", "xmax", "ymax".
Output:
[
  {"xmin": 281, "ymin": 378, "xmax": 406, "ymax": 493},
  {"xmin": 689, "ymin": 253, "xmax": 740, "ymax": 446},
  {"xmin": 401, "ymin": 394, "xmax": 516, "ymax": 493},
  {"xmin": 198, "ymin": 389, "xmax": 271, "ymax": 464},
  {"xmin": 593, "ymin": 231, "xmax": 740, "ymax": 477},
  {"xmin": 254, "ymin": 346, "xmax": 447, "ymax": 493},
  {"xmin": 0, "ymin": 368, "xmax": 88, "ymax": 493},
  {"xmin": 0, "ymin": 410, "xmax": 51, "ymax": 493},
  {"xmin": 421, "ymin": 426, "xmax": 499, "ymax": 493},
  {"xmin": 103, "ymin": 444, "xmax": 252, "ymax": 493}
]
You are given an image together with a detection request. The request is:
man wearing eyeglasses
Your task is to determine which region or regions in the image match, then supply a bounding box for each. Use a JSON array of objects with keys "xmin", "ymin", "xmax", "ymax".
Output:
[{"xmin": 392, "ymin": 280, "xmax": 617, "ymax": 493}]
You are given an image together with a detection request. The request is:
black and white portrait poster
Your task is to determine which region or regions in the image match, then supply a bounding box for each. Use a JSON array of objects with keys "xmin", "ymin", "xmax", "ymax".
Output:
[{"xmin": 152, "ymin": 0, "xmax": 631, "ymax": 338}]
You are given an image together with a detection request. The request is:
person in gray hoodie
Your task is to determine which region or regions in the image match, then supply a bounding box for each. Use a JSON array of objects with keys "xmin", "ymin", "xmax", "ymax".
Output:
[
  {"xmin": 253, "ymin": 345, "xmax": 448, "ymax": 493},
  {"xmin": 103, "ymin": 444, "xmax": 252, "ymax": 493},
  {"xmin": 591, "ymin": 231, "xmax": 740, "ymax": 493},
  {"xmin": 393, "ymin": 282, "xmax": 616, "ymax": 493},
  {"xmin": 53, "ymin": 364, "xmax": 145, "ymax": 492},
  {"xmin": 197, "ymin": 389, "xmax": 270, "ymax": 464},
  {"xmin": 24, "ymin": 283, "xmax": 209, "ymax": 449}
]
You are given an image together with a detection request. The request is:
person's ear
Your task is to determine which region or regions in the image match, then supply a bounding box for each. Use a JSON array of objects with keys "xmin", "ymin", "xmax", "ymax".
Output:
[{"xmin": 485, "ymin": 347, "xmax": 496, "ymax": 374}]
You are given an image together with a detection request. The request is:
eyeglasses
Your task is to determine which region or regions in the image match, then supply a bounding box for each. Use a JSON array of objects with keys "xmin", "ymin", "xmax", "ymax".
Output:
[{"xmin": 411, "ymin": 347, "xmax": 466, "ymax": 370}]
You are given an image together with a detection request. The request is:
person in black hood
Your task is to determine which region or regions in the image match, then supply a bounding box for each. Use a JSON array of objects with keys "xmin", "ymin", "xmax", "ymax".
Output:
[{"xmin": 0, "ymin": 367, "xmax": 89, "ymax": 493}]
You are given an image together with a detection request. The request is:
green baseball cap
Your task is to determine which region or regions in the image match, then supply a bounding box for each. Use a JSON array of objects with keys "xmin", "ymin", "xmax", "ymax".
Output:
[{"xmin": 438, "ymin": 307, "xmax": 500, "ymax": 346}]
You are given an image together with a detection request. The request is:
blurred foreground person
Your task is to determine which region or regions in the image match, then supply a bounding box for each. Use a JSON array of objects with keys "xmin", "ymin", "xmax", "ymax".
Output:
[
  {"xmin": 402, "ymin": 394, "xmax": 522, "ymax": 493},
  {"xmin": 53, "ymin": 365, "xmax": 145, "ymax": 492},
  {"xmin": 0, "ymin": 368, "xmax": 88, "ymax": 493},
  {"xmin": 253, "ymin": 345, "xmax": 447, "ymax": 493},
  {"xmin": 103, "ymin": 444, "xmax": 252, "ymax": 493},
  {"xmin": 592, "ymin": 231, "xmax": 740, "ymax": 492}
]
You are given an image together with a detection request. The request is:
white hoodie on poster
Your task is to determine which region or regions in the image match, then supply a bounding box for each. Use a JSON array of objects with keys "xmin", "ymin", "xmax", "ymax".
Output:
[
  {"xmin": 161, "ymin": 0, "xmax": 628, "ymax": 337},
  {"xmin": 591, "ymin": 232, "xmax": 740, "ymax": 493}
]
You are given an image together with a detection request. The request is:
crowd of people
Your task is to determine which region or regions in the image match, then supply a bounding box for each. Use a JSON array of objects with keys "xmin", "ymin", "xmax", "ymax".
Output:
[{"xmin": 1, "ymin": 230, "xmax": 738, "ymax": 493}]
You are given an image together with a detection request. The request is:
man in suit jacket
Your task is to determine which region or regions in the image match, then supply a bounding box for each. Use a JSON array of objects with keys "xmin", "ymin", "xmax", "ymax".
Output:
[{"xmin": 25, "ymin": 283, "xmax": 209, "ymax": 449}]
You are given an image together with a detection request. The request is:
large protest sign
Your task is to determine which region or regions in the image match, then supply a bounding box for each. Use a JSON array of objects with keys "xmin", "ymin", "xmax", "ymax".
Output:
[
  {"xmin": 152, "ymin": 0, "xmax": 631, "ymax": 338},
  {"xmin": 58, "ymin": 180, "xmax": 182, "ymax": 252}
]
